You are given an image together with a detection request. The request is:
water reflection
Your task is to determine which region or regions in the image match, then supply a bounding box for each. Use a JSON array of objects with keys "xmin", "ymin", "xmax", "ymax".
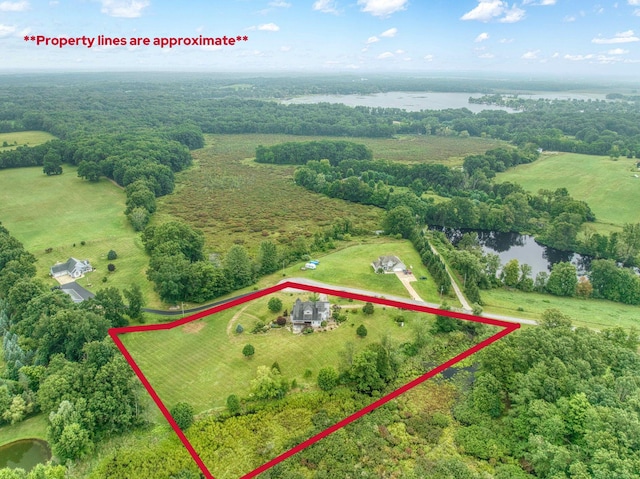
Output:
[{"xmin": 433, "ymin": 228, "xmax": 590, "ymax": 278}]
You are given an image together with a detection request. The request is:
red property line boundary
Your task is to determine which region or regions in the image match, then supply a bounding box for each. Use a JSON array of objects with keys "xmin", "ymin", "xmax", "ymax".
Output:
[{"xmin": 109, "ymin": 281, "xmax": 520, "ymax": 479}]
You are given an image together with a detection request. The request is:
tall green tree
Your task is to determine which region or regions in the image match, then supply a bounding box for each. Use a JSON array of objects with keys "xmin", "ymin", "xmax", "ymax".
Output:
[
  {"xmin": 224, "ymin": 245, "xmax": 254, "ymax": 291},
  {"xmin": 546, "ymin": 262, "xmax": 577, "ymax": 297}
]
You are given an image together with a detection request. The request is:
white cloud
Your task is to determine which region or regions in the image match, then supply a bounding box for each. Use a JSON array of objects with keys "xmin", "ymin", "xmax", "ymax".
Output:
[
  {"xmin": 0, "ymin": 1, "xmax": 28, "ymax": 11},
  {"xmin": 366, "ymin": 36, "xmax": 379, "ymax": 44},
  {"xmin": 608, "ymin": 48, "xmax": 628, "ymax": 54},
  {"xmin": 499, "ymin": 5, "xmax": 525, "ymax": 22},
  {"xmin": 564, "ymin": 15, "xmax": 576, "ymax": 22},
  {"xmin": 268, "ymin": 0, "xmax": 291, "ymax": 6},
  {"xmin": 99, "ymin": 0, "xmax": 149, "ymax": 18},
  {"xmin": 258, "ymin": 23, "xmax": 280, "ymax": 31},
  {"xmin": 564, "ymin": 54, "xmax": 594, "ymax": 61},
  {"xmin": 479, "ymin": 52, "xmax": 495, "ymax": 58},
  {"xmin": 312, "ymin": 0, "xmax": 339, "ymax": 14},
  {"xmin": 592, "ymin": 30, "xmax": 639, "ymax": 44},
  {"xmin": 49, "ymin": 0, "xmax": 58, "ymax": 5},
  {"xmin": 395, "ymin": 49, "xmax": 405, "ymax": 54},
  {"xmin": 499, "ymin": 38, "xmax": 513, "ymax": 43},
  {"xmin": 629, "ymin": 0, "xmax": 640, "ymax": 5},
  {"xmin": 552, "ymin": 52, "xmax": 559, "ymax": 58},
  {"xmin": 0, "ymin": 24, "xmax": 16, "ymax": 37},
  {"xmin": 461, "ymin": 1, "xmax": 525, "ymax": 23},
  {"xmin": 377, "ymin": 51, "xmax": 394, "ymax": 59},
  {"xmin": 634, "ymin": 8, "xmax": 640, "ymax": 15},
  {"xmin": 523, "ymin": 0, "xmax": 555, "ymax": 5},
  {"xmin": 521, "ymin": 49, "xmax": 540, "ymax": 59},
  {"xmin": 461, "ymin": 0, "xmax": 505, "ymax": 22},
  {"xmin": 357, "ymin": 0, "xmax": 408, "ymax": 17},
  {"xmin": 380, "ymin": 27, "xmax": 397, "ymax": 37},
  {"xmin": 424, "ymin": 54, "xmax": 434, "ymax": 61},
  {"xmin": 475, "ymin": 32, "xmax": 490, "ymax": 42}
]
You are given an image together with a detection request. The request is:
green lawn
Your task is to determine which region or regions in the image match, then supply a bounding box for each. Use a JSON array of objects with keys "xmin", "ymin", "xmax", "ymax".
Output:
[
  {"xmin": 497, "ymin": 152, "xmax": 640, "ymax": 232},
  {"xmin": 122, "ymin": 293, "xmax": 424, "ymax": 413},
  {"xmin": 0, "ymin": 414, "xmax": 48, "ymax": 447},
  {"xmin": 0, "ymin": 131, "xmax": 56, "ymax": 152},
  {"xmin": 0, "ymin": 166, "xmax": 161, "ymax": 307},
  {"xmin": 482, "ymin": 288, "xmax": 640, "ymax": 331}
]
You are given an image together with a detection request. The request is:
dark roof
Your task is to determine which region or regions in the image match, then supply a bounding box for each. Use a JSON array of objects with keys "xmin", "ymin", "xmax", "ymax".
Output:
[
  {"xmin": 60, "ymin": 282, "xmax": 95, "ymax": 303},
  {"xmin": 291, "ymin": 298, "xmax": 329, "ymax": 323}
]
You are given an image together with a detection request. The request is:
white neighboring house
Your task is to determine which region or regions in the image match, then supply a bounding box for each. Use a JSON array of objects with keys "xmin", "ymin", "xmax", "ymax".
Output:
[
  {"xmin": 290, "ymin": 298, "xmax": 330, "ymax": 332},
  {"xmin": 371, "ymin": 255, "xmax": 406, "ymax": 274},
  {"xmin": 50, "ymin": 258, "xmax": 93, "ymax": 279}
]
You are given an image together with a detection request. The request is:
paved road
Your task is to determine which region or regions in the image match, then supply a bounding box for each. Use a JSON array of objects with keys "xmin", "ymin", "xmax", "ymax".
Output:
[{"xmin": 281, "ymin": 277, "xmax": 537, "ymax": 326}]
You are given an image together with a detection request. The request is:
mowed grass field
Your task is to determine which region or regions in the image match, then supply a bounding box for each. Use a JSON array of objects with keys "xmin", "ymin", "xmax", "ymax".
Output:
[
  {"xmin": 0, "ymin": 131, "xmax": 56, "ymax": 151},
  {"xmin": 497, "ymin": 152, "xmax": 640, "ymax": 232},
  {"xmin": 156, "ymin": 134, "xmax": 504, "ymax": 253},
  {"xmin": 0, "ymin": 166, "xmax": 162, "ymax": 307},
  {"xmin": 122, "ymin": 292, "xmax": 426, "ymax": 414},
  {"xmin": 482, "ymin": 288, "xmax": 640, "ymax": 331}
]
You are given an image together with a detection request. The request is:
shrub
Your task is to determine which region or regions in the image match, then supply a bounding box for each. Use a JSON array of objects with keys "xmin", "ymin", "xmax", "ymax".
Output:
[
  {"xmin": 276, "ymin": 316, "xmax": 287, "ymax": 326},
  {"xmin": 303, "ymin": 326, "xmax": 314, "ymax": 334},
  {"xmin": 356, "ymin": 324, "xmax": 368, "ymax": 338},
  {"xmin": 107, "ymin": 250, "xmax": 118, "ymax": 260},
  {"xmin": 362, "ymin": 302, "xmax": 374, "ymax": 315},
  {"xmin": 317, "ymin": 367, "xmax": 339, "ymax": 391},
  {"xmin": 80, "ymin": 241, "xmax": 86, "ymax": 246},
  {"xmin": 235, "ymin": 324, "xmax": 244, "ymax": 334},
  {"xmin": 303, "ymin": 369, "xmax": 313, "ymax": 378},
  {"xmin": 226, "ymin": 395, "xmax": 241, "ymax": 415},
  {"xmin": 268, "ymin": 297, "xmax": 283, "ymax": 313},
  {"xmin": 170, "ymin": 402, "xmax": 194, "ymax": 431},
  {"xmin": 107, "ymin": 263, "xmax": 116, "ymax": 272},
  {"xmin": 242, "ymin": 344, "xmax": 255, "ymax": 358},
  {"xmin": 251, "ymin": 321, "xmax": 266, "ymax": 334}
]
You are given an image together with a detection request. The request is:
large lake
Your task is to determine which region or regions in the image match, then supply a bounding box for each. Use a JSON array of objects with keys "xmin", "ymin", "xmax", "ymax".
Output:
[{"xmin": 280, "ymin": 91, "xmax": 609, "ymax": 113}]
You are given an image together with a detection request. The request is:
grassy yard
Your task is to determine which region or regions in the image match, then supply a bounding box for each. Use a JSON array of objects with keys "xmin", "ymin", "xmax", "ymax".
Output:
[
  {"xmin": 496, "ymin": 152, "xmax": 640, "ymax": 233},
  {"xmin": 0, "ymin": 414, "xmax": 48, "ymax": 446},
  {"xmin": 122, "ymin": 292, "xmax": 427, "ymax": 413},
  {"xmin": 0, "ymin": 131, "xmax": 56, "ymax": 152},
  {"xmin": 0, "ymin": 166, "xmax": 162, "ymax": 308},
  {"xmin": 481, "ymin": 288, "xmax": 640, "ymax": 331}
]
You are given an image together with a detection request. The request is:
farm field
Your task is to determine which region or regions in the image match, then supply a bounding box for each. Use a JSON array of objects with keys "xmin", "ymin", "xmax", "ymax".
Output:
[
  {"xmin": 123, "ymin": 292, "xmax": 425, "ymax": 413},
  {"xmin": 481, "ymin": 287, "xmax": 640, "ymax": 331},
  {"xmin": 496, "ymin": 152, "xmax": 640, "ymax": 233},
  {"xmin": 0, "ymin": 166, "xmax": 161, "ymax": 307},
  {"xmin": 156, "ymin": 133, "xmax": 503, "ymax": 253},
  {"xmin": 0, "ymin": 131, "xmax": 56, "ymax": 151}
]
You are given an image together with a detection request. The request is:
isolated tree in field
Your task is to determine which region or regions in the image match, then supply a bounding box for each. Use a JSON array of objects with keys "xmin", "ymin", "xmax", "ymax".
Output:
[
  {"xmin": 235, "ymin": 324, "xmax": 244, "ymax": 334},
  {"xmin": 107, "ymin": 250, "xmax": 118, "ymax": 260},
  {"xmin": 43, "ymin": 151, "xmax": 62, "ymax": 176},
  {"xmin": 242, "ymin": 344, "xmax": 255, "ymax": 358},
  {"xmin": 356, "ymin": 324, "xmax": 368, "ymax": 338},
  {"xmin": 107, "ymin": 263, "xmax": 116, "ymax": 272},
  {"xmin": 317, "ymin": 366, "xmax": 339, "ymax": 391},
  {"xmin": 268, "ymin": 297, "xmax": 283, "ymax": 313},
  {"xmin": 362, "ymin": 302, "xmax": 374, "ymax": 315},
  {"xmin": 170, "ymin": 402, "xmax": 194, "ymax": 431},
  {"xmin": 546, "ymin": 261, "xmax": 577, "ymax": 297},
  {"xmin": 226, "ymin": 394, "xmax": 241, "ymax": 416}
]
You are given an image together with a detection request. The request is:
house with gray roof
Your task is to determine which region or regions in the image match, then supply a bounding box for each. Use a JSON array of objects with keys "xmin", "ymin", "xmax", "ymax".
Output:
[
  {"xmin": 60, "ymin": 282, "xmax": 95, "ymax": 303},
  {"xmin": 371, "ymin": 255, "xmax": 406, "ymax": 274},
  {"xmin": 50, "ymin": 258, "xmax": 92, "ymax": 279},
  {"xmin": 291, "ymin": 298, "xmax": 330, "ymax": 332}
]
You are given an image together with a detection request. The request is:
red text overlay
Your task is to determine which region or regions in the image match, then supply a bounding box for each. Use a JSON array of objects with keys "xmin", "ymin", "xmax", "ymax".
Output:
[{"xmin": 24, "ymin": 34, "xmax": 248, "ymax": 49}]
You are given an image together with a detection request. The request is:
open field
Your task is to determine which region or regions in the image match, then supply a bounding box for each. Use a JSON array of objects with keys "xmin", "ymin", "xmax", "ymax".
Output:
[
  {"xmin": 156, "ymin": 134, "xmax": 503, "ymax": 253},
  {"xmin": 123, "ymin": 293, "xmax": 424, "ymax": 413},
  {"xmin": 0, "ymin": 166, "xmax": 162, "ymax": 307},
  {"xmin": 481, "ymin": 288, "xmax": 640, "ymax": 331},
  {"xmin": 0, "ymin": 131, "xmax": 56, "ymax": 152},
  {"xmin": 0, "ymin": 414, "xmax": 48, "ymax": 447},
  {"xmin": 496, "ymin": 152, "xmax": 640, "ymax": 232}
]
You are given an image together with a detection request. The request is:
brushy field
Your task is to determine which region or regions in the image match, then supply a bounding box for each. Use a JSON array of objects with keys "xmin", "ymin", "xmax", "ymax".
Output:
[
  {"xmin": 123, "ymin": 292, "xmax": 424, "ymax": 413},
  {"xmin": 0, "ymin": 166, "xmax": 161, "ymax": 307},
  {"xmin": 481, "ymin": 287, "xmax": 640, "ymax": 331},
  {"xmin": 0, "ymin": 131, "xmax": 56, "ymax": 151},
  {"xmin": 156, "ymin": 134, "xmax": 503, "ymax": 253},
  {"xmin": 496, "ymin": 152, "xmax": 640, "ymax": 232}
]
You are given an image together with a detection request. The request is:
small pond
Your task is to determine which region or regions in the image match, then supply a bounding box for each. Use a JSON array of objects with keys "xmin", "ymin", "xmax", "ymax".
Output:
[
  {"xmin": 434, "ymin": 228, "xmax": 590, "ymax": 279},
  {"xmin": 0, "ymin": 439, "xmax": 51, "ymax": 472}
]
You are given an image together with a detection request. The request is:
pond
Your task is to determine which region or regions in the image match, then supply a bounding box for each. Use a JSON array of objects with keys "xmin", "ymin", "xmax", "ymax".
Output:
[
  {"xmin": 434, "ymin": 228, "xmax": 590, "ymax": 279},
  {"xmin": 0, "ymin": 439, "xmax": 51, "ymax": 472}
]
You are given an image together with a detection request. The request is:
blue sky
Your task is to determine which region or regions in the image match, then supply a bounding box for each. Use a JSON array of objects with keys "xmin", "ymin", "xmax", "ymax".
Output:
[{"xmin": 1, "ymin": 0, "xmax": 640, "ymax": 76}]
